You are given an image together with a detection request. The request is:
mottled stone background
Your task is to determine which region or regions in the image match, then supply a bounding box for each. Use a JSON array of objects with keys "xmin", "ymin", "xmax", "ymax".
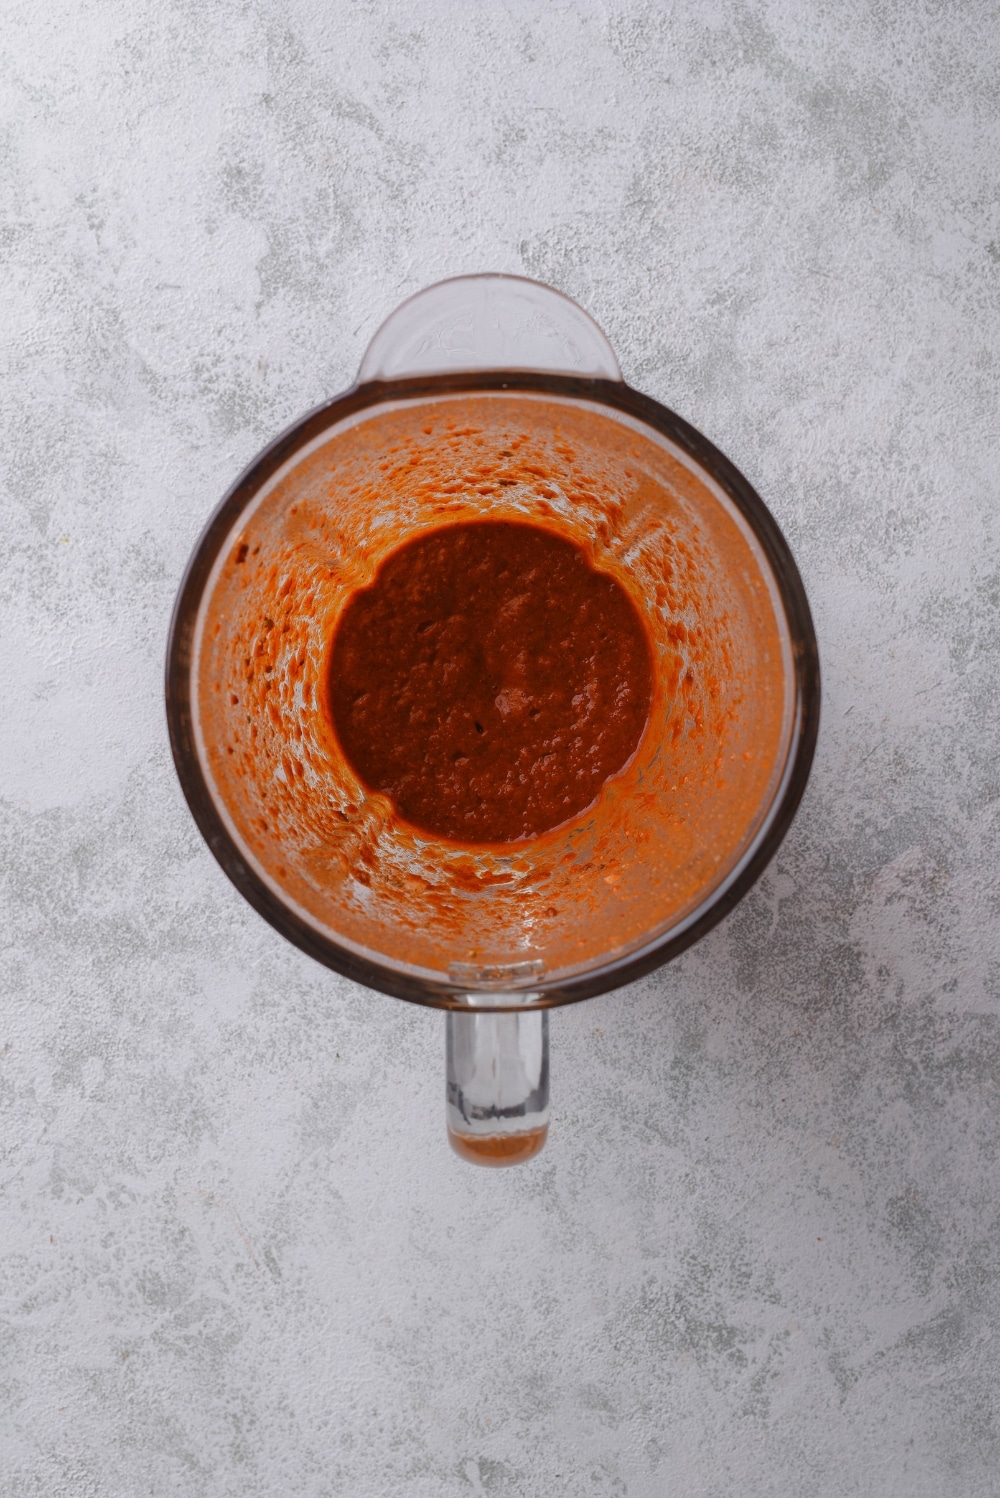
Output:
[{"xmin": 2, "ymin": 1, "xmax": 998, "ymax": 1495}]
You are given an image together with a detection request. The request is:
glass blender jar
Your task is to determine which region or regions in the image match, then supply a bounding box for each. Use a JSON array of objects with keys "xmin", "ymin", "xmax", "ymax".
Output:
[{"xmin": 166, "ymin": 275, "xmax": 820, "ymax": 1166}]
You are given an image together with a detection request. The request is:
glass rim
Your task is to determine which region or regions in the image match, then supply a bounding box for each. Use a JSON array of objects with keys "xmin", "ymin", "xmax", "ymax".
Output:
[{"xmin": 165, "ymin": 370, "xmax": 821, "ymax": 1011}]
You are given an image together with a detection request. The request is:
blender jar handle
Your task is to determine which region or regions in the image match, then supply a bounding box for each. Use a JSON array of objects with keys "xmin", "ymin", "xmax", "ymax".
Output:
[
  {"xmin": 357, "ymin": 273, "xmax": 622, "ymax": 383},
  {"xmin": 446, "ymin": 1008, "xmax": 549, "ymax": 1167}
]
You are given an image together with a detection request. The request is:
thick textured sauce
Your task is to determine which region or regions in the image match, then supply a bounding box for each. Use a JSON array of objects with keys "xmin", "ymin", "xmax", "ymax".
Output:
[
  {"xmin": 328, "ymin": 520, "xmax": 653, "ymax": 843},
  {"xmin": 199, "ymin": 394, "xmax": 790, "ymax": 980}
]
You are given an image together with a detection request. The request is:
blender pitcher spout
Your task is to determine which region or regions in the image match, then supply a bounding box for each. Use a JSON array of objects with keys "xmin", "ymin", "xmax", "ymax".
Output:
[{"xmin": 445, "ymin": 1006, "xmax": 550, "ymax": 1167}]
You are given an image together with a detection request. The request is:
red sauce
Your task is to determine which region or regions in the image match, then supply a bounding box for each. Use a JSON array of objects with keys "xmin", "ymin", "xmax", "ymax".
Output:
[
  {"xmin": 447, "ymin": 1123, "xmax": 548, "ymax": 1166},
  {"xmin": 328, "ymin": 519, "xmax": 653, "ymax": 843}
]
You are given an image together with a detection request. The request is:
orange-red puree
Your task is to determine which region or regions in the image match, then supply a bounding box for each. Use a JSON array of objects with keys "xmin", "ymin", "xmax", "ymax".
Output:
[
  {"xmin": 328, "ymin": 520, "xmax": 653, "ymax": 843},
  {"xmin": 198, "ymin": 394, "xmax": 789, "ymax": 980}
]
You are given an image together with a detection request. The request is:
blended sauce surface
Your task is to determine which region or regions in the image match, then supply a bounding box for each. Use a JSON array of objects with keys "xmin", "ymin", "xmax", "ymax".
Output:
[{"xmin": 328, "ymin": 519, "xmax": 653, "ymax": 843}]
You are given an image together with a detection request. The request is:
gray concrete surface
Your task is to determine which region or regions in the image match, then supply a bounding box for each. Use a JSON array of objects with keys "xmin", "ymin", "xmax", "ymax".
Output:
[{"xmin": 2, "ymin": 1, "xmax": 999, "ymax": 1494}]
